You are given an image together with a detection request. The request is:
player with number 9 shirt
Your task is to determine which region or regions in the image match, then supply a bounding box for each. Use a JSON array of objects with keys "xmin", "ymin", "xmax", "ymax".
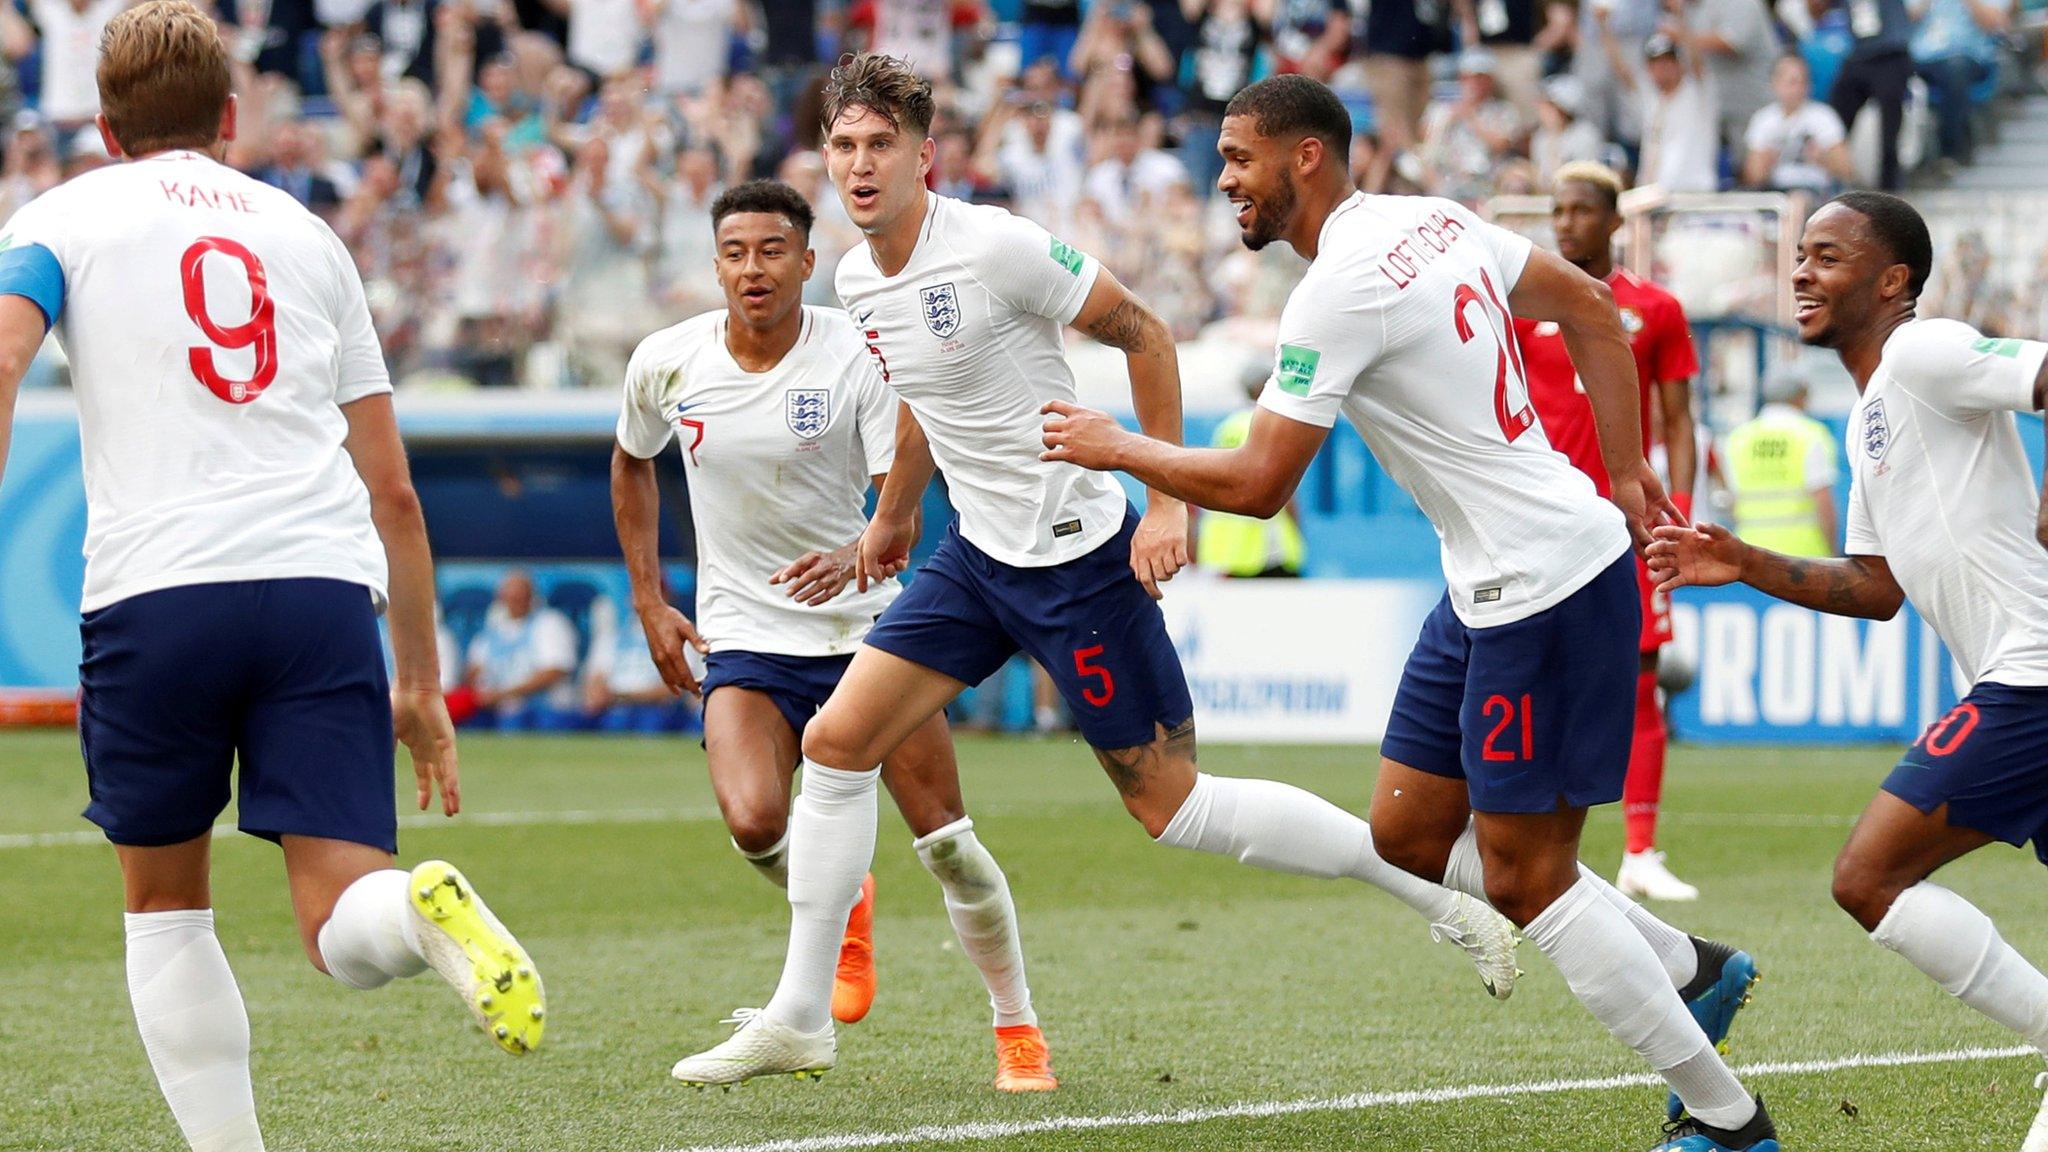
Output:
[
  {"xmin": 0, "ymin": 6, "xmax": 544, "ymax": 1150},
  {"xmin": 1040, "ymin": 75, "xmax": 1778, "ymax": 1151}
]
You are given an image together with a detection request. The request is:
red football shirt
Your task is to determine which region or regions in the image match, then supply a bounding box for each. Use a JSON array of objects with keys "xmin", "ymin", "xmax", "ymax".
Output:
[{"xmin": 1514, "ymin": 268, "xmax": 1698, "ymax": 497}]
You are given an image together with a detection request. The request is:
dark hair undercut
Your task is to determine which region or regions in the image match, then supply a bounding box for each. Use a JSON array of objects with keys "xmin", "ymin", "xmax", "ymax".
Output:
[
  {"xmin": 711, "ymin": 179, "xmax": 815, "ymax": 241},
  {"xmin": 1828, "ymin": 190, "xmax": 1933, "ymax": 298},
  {"xmin": 1224, "ymin": 74, "xmax": 1352, "ymax": 160}
]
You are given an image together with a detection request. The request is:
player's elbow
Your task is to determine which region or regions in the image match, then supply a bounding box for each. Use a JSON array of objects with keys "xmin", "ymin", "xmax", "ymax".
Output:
[
  {"xmin": 1572, "ymin": 275, "xmax": 1619, "ymax": 330},
  {"xmin": 1867, "ymin": 585, "xmax": 1906, "ymax": 621},
  {"xmin": 366, "ymin": 477, "xmax": 424, "ymax": 526}
]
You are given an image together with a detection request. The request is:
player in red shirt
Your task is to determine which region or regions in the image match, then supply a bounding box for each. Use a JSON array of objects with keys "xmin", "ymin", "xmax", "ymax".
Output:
[{"xmin": 1514, "ymin": 161, "xmax": 1703, "ymax": 902}]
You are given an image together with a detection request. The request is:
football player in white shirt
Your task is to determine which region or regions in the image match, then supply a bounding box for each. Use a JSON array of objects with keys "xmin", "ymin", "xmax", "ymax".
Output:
[
  {"xmin": 613, "ymin": 180, "xmax": 1053, "ymax": 1092},
  {"xmin": 672, "ymin": 53, "xmax": 1519, "ymax": 1088},
  {"xmin": 1043, "ymin": 76, "xmax": 1778, "ymax": 1151},
  {"xmin": 0, "ymin": 7, "xmax": 544, "ymax": 1150},
  {"xmin": 1652, "ymin": 191, "xmax": 2048, "ymax": 1149}
]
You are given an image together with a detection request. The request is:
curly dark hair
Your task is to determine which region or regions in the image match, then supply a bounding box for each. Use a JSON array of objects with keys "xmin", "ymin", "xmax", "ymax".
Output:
[
  {"xmin": 711, "ymin": 179, "xmax": 815, "ymax": 240},
  {"xmin": 820, "ymin": 52, "xmax": 936, "ymax": 141},
  {"xmin": 1827, "ymin": 190, "xmax": 1933, "ymax": 298}
]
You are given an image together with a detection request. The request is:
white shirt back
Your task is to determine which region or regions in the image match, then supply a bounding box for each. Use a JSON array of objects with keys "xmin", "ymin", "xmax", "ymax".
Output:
[
  {"xmin": 835, "ymin": 194, "xmax": 1125, "ymax": 568},
  {"xmin": 617, "ymin": 306, "xmax": 900, "ymax": 657},
  {"xmin": 4, "ymin": 152, "xmax": 391, "ymax": 612},
  {"xmin": 1257, "ymin": 193, "xmax": 1629, "ymax": 626},
  {"xmin": 1843, "ymin": 318, "xmax": 2048, "ymax": 687}
]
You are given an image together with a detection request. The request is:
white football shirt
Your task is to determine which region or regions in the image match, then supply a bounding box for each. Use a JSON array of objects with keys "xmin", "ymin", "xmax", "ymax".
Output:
[
  {"xmin": 2, "ymin": 151, "xmax": 392, "ymax": 612},
  {"xmin": 1843, "ymin": 318, "xmax": 2048, "ymax": 687},
  {"xmin": 835, "ymin": 194, "xmax": 1126, "ymax": 568},
  {"xmin": 617, "ymin": 306, "xmax": 900, "ymax": 657},
  {"xmin": 1258, "ymin": 193, "xmax": 1630, "ymax": 626}
]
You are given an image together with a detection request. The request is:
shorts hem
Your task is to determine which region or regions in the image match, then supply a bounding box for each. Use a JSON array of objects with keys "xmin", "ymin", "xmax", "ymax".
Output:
[
  {"xmin": 1077, "ymin": 706, "xmax": 1195, "ymax": 754},
  {"xmin": 92, "ymin": 821, "xmax": 219, "ymax": 848},
  {"xmin": 1379, "ymin": 739, "xmax": 1463, "ymax": 780},
  {"xmin": 860, "ymin": 633, "xmax": 986, "ymax": 688},
  {"xmin": 1467, "ymin": 786, "xmax": 1625, "ymax": 815},
  {"xmin": 239, "ymin": 822, "xmax": 398, "ymax": 855}
]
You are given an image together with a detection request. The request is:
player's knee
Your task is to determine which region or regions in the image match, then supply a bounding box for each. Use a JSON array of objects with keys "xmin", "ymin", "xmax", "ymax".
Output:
[
  {"xmin": 800, "ymin": 709, "xmax": 874, "ymax": 772},
  {"xmin": 1831, "ymin": 854, "xmax": 1901, "ymax": 932},
  {"xmin": 1128, "ymin": 792, "xmax": 1180, "ymax": 840},
  {"xmin": 726, "ymin": 808, "xmax": 789, "ymax": 856},
  {"xmin": 1370, "ymin": 823, "xmax": 1449, "ymax": 884},
  {"xmin": 1481, "ymin": 861, "xmax": 1575, "ymax": 929}
]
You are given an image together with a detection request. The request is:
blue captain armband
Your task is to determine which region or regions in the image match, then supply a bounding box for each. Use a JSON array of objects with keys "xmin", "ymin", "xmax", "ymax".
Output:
[{"xmin": 0, "ymin": 241, "xmax": 65, "ymax": 330}]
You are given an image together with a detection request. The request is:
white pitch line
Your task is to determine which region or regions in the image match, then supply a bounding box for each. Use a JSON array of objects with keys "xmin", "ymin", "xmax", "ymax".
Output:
[
  {"xmin": 662, "ymin": 1045, "xmax": 2036, "ymax": 1152},
  {"xmin": 0, "ymin": 806, "xmax": 722, "ymax": 850}
]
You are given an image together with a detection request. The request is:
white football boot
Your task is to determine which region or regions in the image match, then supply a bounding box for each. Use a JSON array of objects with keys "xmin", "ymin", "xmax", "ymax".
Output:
[
  {"xmin": 672, "ymin": 1009, "xmax": 836, "ymax": 1090},
  {"xmin": 1429, "ymin": 891, "xmax": 1522, "ymax": 1001},
  {"xmin": 2022, "ymin": 1070, "xmax": 2048, "ymax": 1152},
  {"xmin": 1619, "ymin": 850, "xmax": 1701, "ymax": 902}
]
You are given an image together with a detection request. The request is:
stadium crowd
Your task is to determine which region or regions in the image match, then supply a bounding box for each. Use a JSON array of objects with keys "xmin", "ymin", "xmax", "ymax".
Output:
[{"xmin": 2, "ymin": 0, "xmax": 2042, "ymax": 391}]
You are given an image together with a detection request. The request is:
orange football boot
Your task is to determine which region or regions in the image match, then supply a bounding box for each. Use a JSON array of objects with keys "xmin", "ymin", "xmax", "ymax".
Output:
[
  {"xmin": 830, "ymin": 873, "xmax": 877, "ymax": 1024},
  {"xmin": 993, "ymin": 1024, "xmax": 1058, "ymax": 1092}
]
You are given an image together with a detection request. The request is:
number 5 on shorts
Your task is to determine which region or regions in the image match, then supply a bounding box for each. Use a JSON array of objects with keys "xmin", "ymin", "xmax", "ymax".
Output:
[{"xmin": 1072, "ymin": 645, "xmax": 1115, "ymax": 707}]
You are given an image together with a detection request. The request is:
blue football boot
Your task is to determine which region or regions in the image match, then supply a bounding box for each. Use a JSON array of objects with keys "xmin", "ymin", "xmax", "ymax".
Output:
[
  {"xmin": 1668, "ymin": 936, "xmax": 1761, "ymax": 1120},
  {"xmin": 1651, "ymin": 1096, "xmax": 1780, "ymax": 1151}
]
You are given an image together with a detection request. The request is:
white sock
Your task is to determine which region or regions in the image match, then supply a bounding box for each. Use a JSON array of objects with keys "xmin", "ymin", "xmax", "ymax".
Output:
[
  {"xmin": 762, "ymin": 760, "xmax": 878, "ymax": 1035},
  {"xmin": 1873, "ymin": 881, "xmax": 2048, "ymax": 1054},
  {"xmin": 1442, "ymin": 826, "xmax": 1700, "ymax": 990},
  {"xmin": 1156, "ymin": 773, "xmax": 1460, "ymax": 921},
  {"xmin": 125, "ymin": 910, "xmax": 266, "ymax": 1152},
  {"xmin": 316, "ymin": 870, "xmax": 428, "ymax": 990},
  {"xmin": 1521, "ymin": 878, "xmax": 1756, "ymax": 1131},
  {"xmin": 915, "ymin": 817, "xmax": 1037, "ymax": 1028},
  {"xmin": 736, "ymin": 833, "xmax": 790, "ymax": 889},
  {"xmin": 1581, "ymin": 863, "xmax": 1698, "ymax": 989}
]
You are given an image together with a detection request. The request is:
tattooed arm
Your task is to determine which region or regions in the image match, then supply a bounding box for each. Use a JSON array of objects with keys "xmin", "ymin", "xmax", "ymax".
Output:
[
  {"xmin": 1647, "ymin": 522, "xmax": 1905, "ymax": 620},
  {"xmin": 1069, "ymin": 271, "xmax": 1190, "ymax": 598}
]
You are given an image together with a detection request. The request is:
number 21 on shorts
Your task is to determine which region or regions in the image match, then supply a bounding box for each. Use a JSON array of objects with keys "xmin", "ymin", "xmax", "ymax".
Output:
[
  {"xmin": 1481, "ymin": 692, "xmax": 1534, "ymax": 762},
  {"xmin": 181, "ymin": 236, "xmax": 278, "ymax": 404}
]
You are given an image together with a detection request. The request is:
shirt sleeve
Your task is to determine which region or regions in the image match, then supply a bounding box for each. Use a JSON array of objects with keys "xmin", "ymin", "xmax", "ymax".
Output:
[
  {"xmin": 976, "ymin": 209, "xmax": 1101, "ymax": 325},
  {"xmin": 851, "ymin": 350, "xmax": 899, "ymax": 478},
  {"xmin": 1255, "ymin": 268, "xmax": 1388, "ymax": 430},
  {"xmin": 320, "ymin": 221, "xmax": 393, "ymax": 405},
  {"xmin": 1652, "ymin": 297, "xmax": 1699, "ymax": 384},
  {"xmin": 0, "ymin": 194, "xmax": 68, "ymax": 330},
  {"xmin": 1844, "ymin": 476, "xmax": 1881, "ymax": 556},
  {"xmin": 1889, "ymin": 319, "xmax": 2047, "ymax": 417},
  {"xmin": 615, "ymin": 337, "xmax": 676, "ymax": 459}
]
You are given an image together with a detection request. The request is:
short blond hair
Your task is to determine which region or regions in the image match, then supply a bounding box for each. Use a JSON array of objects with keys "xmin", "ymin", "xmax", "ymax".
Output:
[
  {"xmin": 1552, "ymin": 160, "xmax": 1624, "ymax": 212},
  {"xmin": 97, "ymin": 0, "xmax": 231, "ymax": 156}
]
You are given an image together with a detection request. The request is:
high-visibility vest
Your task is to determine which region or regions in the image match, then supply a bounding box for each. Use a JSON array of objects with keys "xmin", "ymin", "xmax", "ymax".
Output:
[
  {"xmin": 1725, "ymin": 409, "xmax": 1835, "ymax": 557},
  {"xmin": 1195, "ymin": 409, "xmax": 1307, "ymax": 576}
]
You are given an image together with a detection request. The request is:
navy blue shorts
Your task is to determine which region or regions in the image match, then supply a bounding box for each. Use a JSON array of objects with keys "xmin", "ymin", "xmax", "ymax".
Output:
[
  {"xmin": 864, "ymin": 509, "xmax": 1193, "ymax": 750},
  {"xmin": 78, "ymin": 579, "xmax": 397, "ymax": 851},
  {"xmin": 1381, "ymin": 552, "xmax": 1638, "ymax": 814},
  {"xmin": 1884, "ymin": 682, "xmax": 2048, "ymax": 864},
  {"xmin": 700, "ymin": 650, "xmax": 854, "ymax": 740}
]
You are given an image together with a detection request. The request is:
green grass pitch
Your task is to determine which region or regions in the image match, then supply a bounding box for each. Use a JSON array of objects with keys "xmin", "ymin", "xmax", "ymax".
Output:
[{"xmin": 3, "ymin": 730, "xmax": 2043, "ymax": 1151}]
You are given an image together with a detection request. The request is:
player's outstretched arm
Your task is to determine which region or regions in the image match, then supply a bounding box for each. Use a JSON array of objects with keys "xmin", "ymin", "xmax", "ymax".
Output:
[
  {"xmin": 0, "ymin": 297, "xmax": 42, "ymax": 490},
  {"xmin": 611, "ymin": 442, "xmax": 705, "ymax": 696},
  {"xmin": 1043, "ymin": 400, "xmax": 1328, "ymax": 522},
  {"xmin": 343, "ymin": 394, "xmax": 460, "ymax": 815},
  {"xmin": 1510, "ymin": 246, "xmax": 1684, "ymax": 548},
  {"xmin": 861, "ymin": 402, "xmax": 934, "ymax": 591},
  {"xmin": 1070, "ymin": 271, "xmax": 1189, "ymax": 597},
  {"xmin": 1647, "ymin": 522, "xmax": 1905, "ymax": 620}
]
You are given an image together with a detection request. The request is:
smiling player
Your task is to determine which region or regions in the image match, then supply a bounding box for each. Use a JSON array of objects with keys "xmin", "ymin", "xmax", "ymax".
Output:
[
  {"xmin": 667, "ymin": 54, "xmax": 1519, "ymax": 1089},
  {"xmin": 613, "ymin": 179, "xmax": 1053, "ymax": 1092},
  {"xmin": 1652, "ymin": 191, "xmax": 2048, "ymax": 1149}
]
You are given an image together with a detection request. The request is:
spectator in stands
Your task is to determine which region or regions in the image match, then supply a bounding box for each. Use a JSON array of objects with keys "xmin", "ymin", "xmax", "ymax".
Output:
[
  {"xmin": 1457, "ymin": 0, "xmax": 1548, "ymax": 109},
  {"xmin": 1358, "ymin": 0, "xmax": 1448, "ymax": 193},
  {"xmin": 1531, "ymin": 74, "xmax": 1609, "ymax": 186},
  {"xmin": 657, "ymin": 143, "xmax": 723, "ymax": 313},
  {"xmin": 446, "ymin": 121, "xmax": 540, "ymax": 386},
  {"xmin": 259, "ymin": 120, "xmax": 345, "ymax": 211},
  {"xmin": 374, "ymin": 79, "xmax": 442, "ymax": 207},
  {"xmin": 0, "ymin": 112, "xmax": 60, "ymax": 220},
  {"xmin": 1270, "ymin": 0, "xmax": 1349, "ymax": 80},
  {"xmin": 31, "ymin": 0, "xmax": 127, "ymax": 133},
  {"xmin": 1178, "ymin": 0, "xmax": 1269, "ymax": 195},
  {"xmin": 1020, "ymin": 0, "xmax": 1082, "ymax": 77},
  {"xmin": 1083, "ymin": 112, "xmax": 1188, "ymax": 226},
  {"xmin": 647, "ymin": 0, "xmax": 744, "ymax": 98},
  {"xmin": 1670, "ymin": 0, "xmax": 1780, "ymax": 154},
  {"xmin": 859, "ymin": 0, "xmax": 978, "ymax": 81},
  {"xmin": 464, "ymin": 570, "xmax": 583, "ymax": 729},
  {"xmin": 1069, "ymin": 1, "xmax": 1176, "ymax": 117},
  {"xmin": 1926, "ymin": 227, "xmax": 2018, "ymax": 334},
  {"xmin": 583, "ymin": 616, "xmax": 694, "ymax": 732},
  {"xmin": 1197, "ymin": 369, "xmax": 1305, "ymax": 578},
  {"xmin": 1634, "ymin": 32, "xmax": 1719, "ymax": 191},
  {"xmin": 321, "ymin": 31, "xmax": 394, "ymax": 157},
  {"xmin": 978, "ymin": 73, "xmax": 1087, "ymax": 229},
  {"xmin": 1419, "ymin": 48, "xmax": 1527, "ymax": 203},
  {"xmin": 362, "ymin": 0, "xmax": 441, "ymax": 87},
  {"xmin": 1742, "ymin": 53, "xmax": 1855, "ymax": 193},
  {"xmin": 1810, "ymin": 0, "xmax": 1915, "ymax": 189},
  {"xmin": 1723, "ymin": 364, "xmax": 1840, "ymax": 557},
  {"xmin": 1911, "ymin": 0, "xmax": 2011, "ymax": 165},
  {"xmin": 1581, "ymin": 0, "xmax": 1663, "ymax": 155},
  {"xmin": 561, "ymin": 0, "xmax": 642, "ymax": 80},
  {"xmin": 557, "ymin": 134, "xmax": 656, "ymax": 388}
]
